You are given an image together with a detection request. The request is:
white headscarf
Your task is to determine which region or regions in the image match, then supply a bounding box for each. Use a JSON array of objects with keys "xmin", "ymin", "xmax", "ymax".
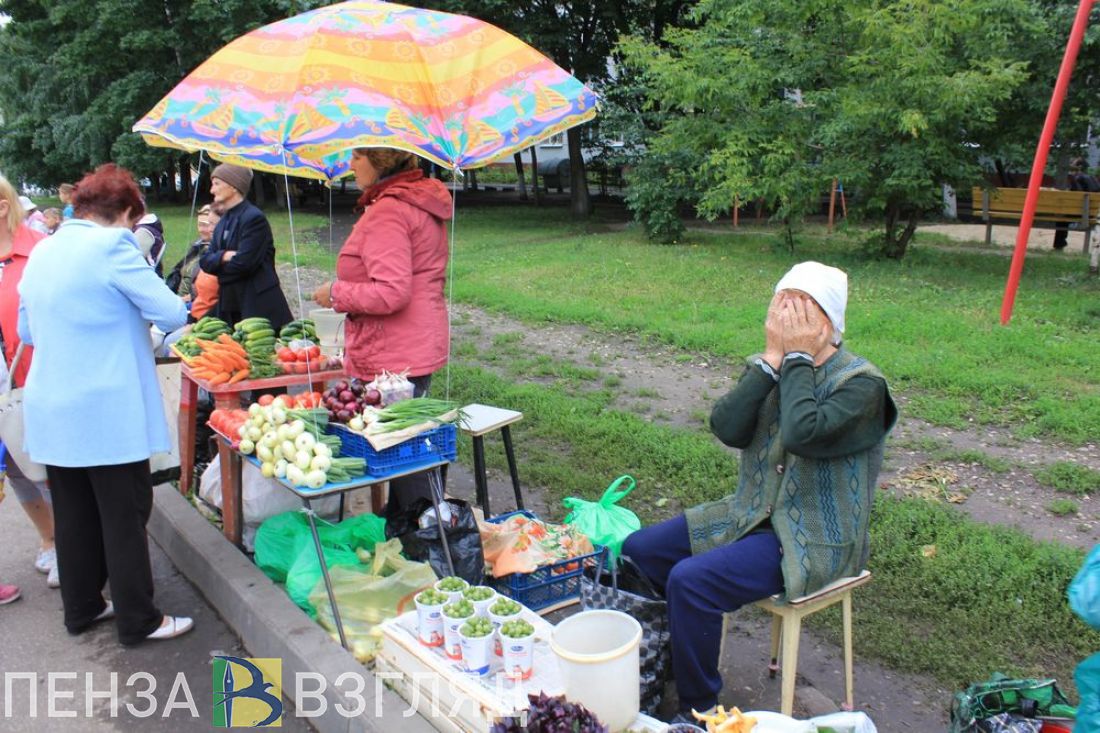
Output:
[{"xmin": 775, "ymin": 261, "xmax": 848, "ymax": 344}]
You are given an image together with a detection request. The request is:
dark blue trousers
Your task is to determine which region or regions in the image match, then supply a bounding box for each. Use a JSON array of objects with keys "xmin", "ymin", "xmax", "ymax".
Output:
[{"xmin": 622, "ymin": 515, "xmax": 784, "ymax": 713}]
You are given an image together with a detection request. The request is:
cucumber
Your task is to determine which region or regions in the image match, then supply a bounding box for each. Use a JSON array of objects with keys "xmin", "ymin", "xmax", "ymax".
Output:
[{"xmin": 244, "ymin": 329, "xmax": 277, "ymax": 341}]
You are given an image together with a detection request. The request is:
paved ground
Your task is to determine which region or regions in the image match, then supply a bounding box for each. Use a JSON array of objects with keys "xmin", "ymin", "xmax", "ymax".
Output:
[{"xmin": 0, "ymin": 487, "xmax": 312, "ymax": 732}]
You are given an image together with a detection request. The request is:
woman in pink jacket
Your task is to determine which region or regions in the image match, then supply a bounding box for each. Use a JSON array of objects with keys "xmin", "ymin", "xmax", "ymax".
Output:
[{"xmin": 313, "ymin": 148, "xmax": 452, "ymax": 516}]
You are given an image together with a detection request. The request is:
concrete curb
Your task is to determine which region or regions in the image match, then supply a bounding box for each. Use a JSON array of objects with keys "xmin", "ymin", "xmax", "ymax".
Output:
[{"xmin": 148, "ymin": 485, "xmax": 437, "ymax": 733}]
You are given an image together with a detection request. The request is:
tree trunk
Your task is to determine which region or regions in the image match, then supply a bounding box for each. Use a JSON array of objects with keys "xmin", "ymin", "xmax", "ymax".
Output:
[
  {"xmin": 164, "ymin": 158, "xmax": 177, "ymax": 202},
  {"xmin": 513, "ymin": 153, "xmax": 528, "ymax": 201},
  {"xmin": 252, "ymin": 173, "xmax": 266, "ymax": 206},
  {"xmin": 469, "ymin": 170, "xmax": 479, "ymax": 192},
  {"xmin": 273, "ymin": 174, "xmax": 288, "ymax": 210},
  {"xmin": 567, "ymin": 127, "xmax": 591, "ymax": 219},
  {"xmin": 881, "ymin": 205, "xmax": 919, "ymax": 259},
  {"xmin": 180, "ymin": 154, "xmax": 192, "ymax": 203},
  {"xmin": 529, "ymin": 147, "xmax": 542, "ymax": 206},
  {"xmin": 994, "ymin": 159, "xmax": 1013, "ymax": 187}
]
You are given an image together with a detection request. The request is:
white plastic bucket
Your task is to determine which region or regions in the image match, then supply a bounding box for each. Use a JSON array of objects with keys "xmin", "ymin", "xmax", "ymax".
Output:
[
  {"xmin": 550, "ymin": 610, "xmax": 642, "ymax": 732},
  {"xmin": 309, "ymin": 307, "xmax": 346, "ymax": 351}
]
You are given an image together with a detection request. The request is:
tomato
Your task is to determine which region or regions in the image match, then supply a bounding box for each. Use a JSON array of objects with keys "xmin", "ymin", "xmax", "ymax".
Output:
[
  {"xmin": 258, "ymin": 394, "xmax": 275, "ymax": 406},
  {"xmin": 296, "ymin": 350, "xmax": 311, "ymax": 362},
  {"xmin": 308, "ymin": 345, "xmax": 321, "ymax": 359},
  {"xmin": 277, "ymin": 347, "xmax": 296, "ymax": 362},
  {"xmin": 294, "ymin": 362, "xmax": 309, "ymax": 374}
]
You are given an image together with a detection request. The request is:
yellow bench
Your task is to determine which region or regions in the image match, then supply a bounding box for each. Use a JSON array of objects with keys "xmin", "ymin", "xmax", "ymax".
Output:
[{"xmin": 973, "ymin": 186, "xmax": 1100, "ymax": 251}]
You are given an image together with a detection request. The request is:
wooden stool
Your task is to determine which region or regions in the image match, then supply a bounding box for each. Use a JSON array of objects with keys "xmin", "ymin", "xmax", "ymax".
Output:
[
  {"xmin": 458, "ymin": 404, "xmax": 525, "ymax": 517},
  {"xmin": 721, "ymin": 570, "xmax": 871, "ymax": 716}
]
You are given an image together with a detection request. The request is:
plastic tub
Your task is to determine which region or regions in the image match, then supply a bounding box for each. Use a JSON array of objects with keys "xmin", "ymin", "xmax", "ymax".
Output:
[
  {"xmin": 309, "ymin": 307, "xmax": 346, "ymax": 351},
  {"xmin": 550, "ymin": 610, "xmax": 642, "ymax": 732}
]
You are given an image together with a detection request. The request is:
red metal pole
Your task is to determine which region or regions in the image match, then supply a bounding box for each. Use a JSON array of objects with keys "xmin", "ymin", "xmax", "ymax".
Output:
[
  {"xmin": 1001, "ymin": 0, "xmax": 1096, "ymax": 324},
  {"xmin": 828, "ymin": 179, "xmax": 838, "ymax": 233}
]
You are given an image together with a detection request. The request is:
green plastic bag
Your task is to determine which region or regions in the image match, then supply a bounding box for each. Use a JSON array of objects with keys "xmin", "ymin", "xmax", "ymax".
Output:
[
  {"xmin": 253, "ymin": 511, "xmax": 388, "ymax": 615},
  {"xmin": 949, "ymin": 672, "xmax": 1076, "ymax": 732},
  {"xmin": 563, "ymin": 475, "xmax": 641, "ymax": 562}
]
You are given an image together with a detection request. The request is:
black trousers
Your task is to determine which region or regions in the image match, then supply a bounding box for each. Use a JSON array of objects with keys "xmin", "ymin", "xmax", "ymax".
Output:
[{"xmin": 47, "ymin": 461, "xmax": 163, "ymax": 645}]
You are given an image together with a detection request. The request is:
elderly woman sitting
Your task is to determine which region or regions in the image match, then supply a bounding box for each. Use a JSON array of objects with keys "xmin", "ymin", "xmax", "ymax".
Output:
[{"xmin": 621, "ymin": 261, "xmax": 898, "ymax": 723}]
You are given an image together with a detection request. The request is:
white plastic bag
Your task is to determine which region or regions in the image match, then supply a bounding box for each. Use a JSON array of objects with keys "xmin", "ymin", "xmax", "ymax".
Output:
[
  {"xmin": 808, "ymin": 711, "xmax": 878, "ymax": 733},
  {"xmin": 199, "ymin": 456, "xmax": 341, "ymax": 526}
]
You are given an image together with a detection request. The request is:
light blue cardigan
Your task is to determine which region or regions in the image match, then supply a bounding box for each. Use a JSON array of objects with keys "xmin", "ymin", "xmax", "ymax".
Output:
[{"xmin": 17, "ymin": 219, "xmax": 188, "ymax": 467}]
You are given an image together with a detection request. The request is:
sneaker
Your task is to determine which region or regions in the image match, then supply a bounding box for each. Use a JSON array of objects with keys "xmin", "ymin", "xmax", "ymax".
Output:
[
  {"xmin": 35, "ymin": 547, "xmax": 55, "ymax": 574},
  {"xmin": 146, "ymin": 616, "xmax": 194, "ymax": 641},
  {"xmin": 47, "ymin": 563, "xmax": 60, "ymax": 589},
  {"xmin": 93, "ymin": 602, "xmax": 115, "ymax": 623},
  {"xmin": 0, "ymin": 584, "xmax": 21, "ymax": 605}
]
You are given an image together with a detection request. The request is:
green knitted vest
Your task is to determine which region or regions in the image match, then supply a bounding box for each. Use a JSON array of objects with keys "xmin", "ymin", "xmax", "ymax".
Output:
[{"xmin": 685, "ymin": 349, "xmax": 892, "ymax": 601}]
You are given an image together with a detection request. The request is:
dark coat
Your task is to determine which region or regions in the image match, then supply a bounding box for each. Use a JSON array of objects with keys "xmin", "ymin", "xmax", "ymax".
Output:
[{"xmin": 199, "ymin": 199, "xmax": 292, "ymax": 331}]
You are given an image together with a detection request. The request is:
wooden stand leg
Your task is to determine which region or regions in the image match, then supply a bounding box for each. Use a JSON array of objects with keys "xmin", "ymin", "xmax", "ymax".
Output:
[
  {"xmin": 501, "ymin": 425, "xmax": 524, "ymax": 511},
  {"xmin": 370, "ymin": 482, "xmax": 387, "ymax": 515},
  {"xmin": 178, "ymin": 376, "xmax": 199, "ymax": 495},
  {"xmin": 219, "ymin": 441, "xmax": 244, "ymax": 547},
  {"xmin": 842, "ymin": 592, "xmax": 855, "ymax": 711},
  {"xmin": 472, "ymin": 435, "xmax": 491, "ymax": 517},
  {"xmin": 779, "ymin": 613, "xmax": 801, "ymax": 717},
  {"xmin": 769, "ymin": 613, "xmax": 782, "ymax": 677}
]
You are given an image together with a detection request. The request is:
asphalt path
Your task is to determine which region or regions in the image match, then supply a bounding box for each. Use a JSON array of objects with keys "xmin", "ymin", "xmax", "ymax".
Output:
[{"xmin": 0, "ymin": 485, "xmax": 312, "ymax": 732}]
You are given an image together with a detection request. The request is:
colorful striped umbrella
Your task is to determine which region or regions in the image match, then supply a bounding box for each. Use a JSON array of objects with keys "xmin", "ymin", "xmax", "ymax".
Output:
[{"xmin": 133, "ymin": 0, "xmax": 599, "ymax": 180}]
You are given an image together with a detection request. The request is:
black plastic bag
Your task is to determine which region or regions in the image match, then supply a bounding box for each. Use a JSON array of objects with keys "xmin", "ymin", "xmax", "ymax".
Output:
[
  {"xmin": 384, "ymin": 497, "xmax": 433, "ymax": 563},
  {"xmin": 387, "ymin": 498, "xmax": 485, "ymax": 584}
]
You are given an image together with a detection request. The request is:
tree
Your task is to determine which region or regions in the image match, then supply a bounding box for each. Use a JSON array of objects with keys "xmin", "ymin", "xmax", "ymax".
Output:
[
  {"xmin": 424, "ymin": 0, "xmax": 659, "ymax": 218},
  {"xmin": 621, "ymin": 0, "xmax": 1039, "ymax": 258},
  {"xmin": 0, "ymin": 0, "xmax": 320, "ymax": 191}
]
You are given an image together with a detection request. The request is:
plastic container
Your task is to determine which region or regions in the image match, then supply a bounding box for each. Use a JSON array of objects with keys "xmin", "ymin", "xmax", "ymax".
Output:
[
  {"xmin": 486, "ymin": 511, "xmax": 607, "ymax": 611},
  {"xmin": 500, "ymin": 629, "xmax": 535, "ymax": 680},
  {"xmin": 551, "ymin": 610, "xmax": 642, "ymax": 733},
  {"xmin": 328, "ymin": 423, "xmax": 457, "ymax": 477},
  {"xmin": 414, "ymin": 596, "xmax": 445, "ymax": 648},
  {"xmin": 309, "ymin": 307, "xmax": 345, "ymax": 352}
]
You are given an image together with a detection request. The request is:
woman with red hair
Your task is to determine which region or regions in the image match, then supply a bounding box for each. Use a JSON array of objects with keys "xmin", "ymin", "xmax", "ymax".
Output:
[{"xmin": 17, "ymin": 164, "xmax": 193, "ymax": 643}]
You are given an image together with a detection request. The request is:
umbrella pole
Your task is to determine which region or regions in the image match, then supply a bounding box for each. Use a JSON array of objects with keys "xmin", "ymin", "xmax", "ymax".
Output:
[
  {"xmin": 445, "ymin": 165, "xmax": 459, "ymax": 402},
  {"xmin": 280, "ymin": 153, "xmax": 308, "ymax": 323}
]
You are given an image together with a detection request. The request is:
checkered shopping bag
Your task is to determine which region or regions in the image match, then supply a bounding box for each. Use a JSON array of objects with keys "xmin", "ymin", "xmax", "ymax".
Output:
[{"xmin": 580, "ymin": 554, "xmax": 671, "ymax": 716}]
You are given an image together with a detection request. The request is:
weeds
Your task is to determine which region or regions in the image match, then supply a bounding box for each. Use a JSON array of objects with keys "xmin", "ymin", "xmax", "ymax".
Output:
[{"xmin": 1035, "ymin": 461, "xmax": 1100, "ymax": 496}]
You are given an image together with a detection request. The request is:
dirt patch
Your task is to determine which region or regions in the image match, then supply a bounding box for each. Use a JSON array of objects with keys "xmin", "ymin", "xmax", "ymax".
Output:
[
  {"xmin": 918, "ymin": 221, "xmax": 1091, "ymax": 253},
  {"xmin": 451, "ymin": 304, "xmax": 1100, "ymax": 550}
]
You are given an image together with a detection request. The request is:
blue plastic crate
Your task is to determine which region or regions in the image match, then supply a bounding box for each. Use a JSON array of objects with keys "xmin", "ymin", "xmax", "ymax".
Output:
[
  {"xmin": 485, "ymin": 510, "xmax": 607, "ymax": 612},
  {"xmin": 327, "ymin": 422, "xmax": 457, "ymax": 478}
]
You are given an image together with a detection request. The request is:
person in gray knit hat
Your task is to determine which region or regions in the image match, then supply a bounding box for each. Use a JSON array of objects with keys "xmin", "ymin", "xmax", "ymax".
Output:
[
  {"xmin": 210, "ymin": 163, "xmax": 252, "ymax": 199},
  {"xmin": 198, "ymin": 164, "xmax": 292, "ymax": 331}
]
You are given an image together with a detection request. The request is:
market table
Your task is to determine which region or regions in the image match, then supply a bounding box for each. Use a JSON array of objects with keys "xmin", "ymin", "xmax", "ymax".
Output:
[
  {"xmin": 221, "ymin": 444, "xmax": 453, "ymax": 650},
  {"xmin": 177, "ymin": 363, "xmax": 345, "ymax": 543}
]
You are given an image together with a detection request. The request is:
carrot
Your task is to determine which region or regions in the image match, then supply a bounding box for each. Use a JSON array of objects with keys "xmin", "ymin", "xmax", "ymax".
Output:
[
  {"xmin": 217, "ymin": 333, "xmax": 237, "ymax": 347},
  {"xmin": 191, "ymin": 368, "xmax": 217, "ymax": 381},
  {"xmin": 207, "ymin": 372, "xmax": 230, "ymax": 386},
  {"xmin": 227, "ymin": 369, "xmax": 250, "ymax": 385}
]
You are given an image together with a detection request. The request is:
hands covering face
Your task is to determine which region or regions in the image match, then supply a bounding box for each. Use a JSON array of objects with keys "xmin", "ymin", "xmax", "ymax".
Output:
[{"xmin": 764, "ymin": 291, "xmax": 832, "ymax": 365}]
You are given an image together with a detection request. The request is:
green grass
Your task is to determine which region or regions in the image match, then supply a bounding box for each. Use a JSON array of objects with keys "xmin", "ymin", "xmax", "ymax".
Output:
[
  {"xmin": 433, "ymin": 205, "xmax": 1100, "ymax": 445},
  {"xmin": 1035, "ymin": 461, "xmax": 1100, "ymax": 496},
  {"xmin": 442, "ymin": 358, "xmax": 1099, "ymax": 697},
  {"xmin": 1047, "ymin": 499, "xmax": 1079, "ymax": 516}
]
